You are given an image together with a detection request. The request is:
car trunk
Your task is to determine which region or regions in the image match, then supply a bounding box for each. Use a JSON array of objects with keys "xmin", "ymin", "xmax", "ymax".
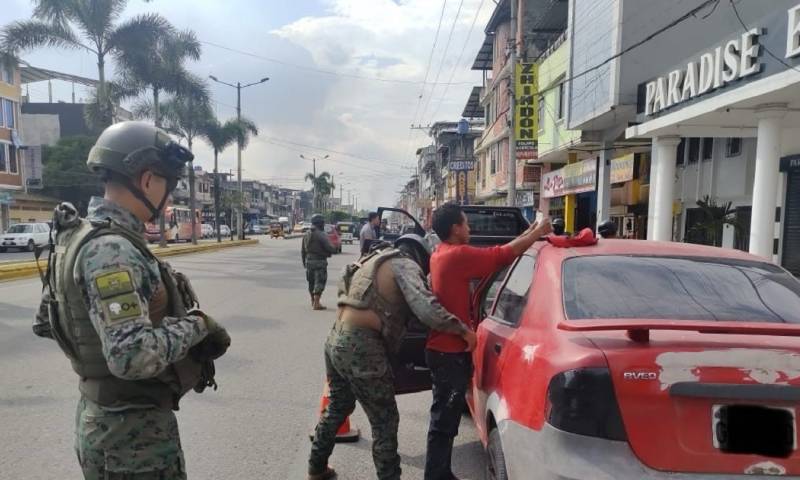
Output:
[{"xmin": 573, "ymin": 323, "xmax": 800, "ymax": 475}]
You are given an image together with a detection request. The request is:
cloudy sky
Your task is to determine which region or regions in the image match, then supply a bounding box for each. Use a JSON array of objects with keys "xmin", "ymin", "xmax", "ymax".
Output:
[{"xmin": 2, "ymin": 0, "xmax": 493, "ymax": 209}]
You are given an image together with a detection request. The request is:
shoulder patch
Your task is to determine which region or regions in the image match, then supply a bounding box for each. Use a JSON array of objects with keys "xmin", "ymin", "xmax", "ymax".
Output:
[
  {"xmin": 100, "ymin": 292, "xmax": 143, "ymax": 325},
  {"xmin": 95, "ymin": 270, "xmax": 135, "ymax": 299}
]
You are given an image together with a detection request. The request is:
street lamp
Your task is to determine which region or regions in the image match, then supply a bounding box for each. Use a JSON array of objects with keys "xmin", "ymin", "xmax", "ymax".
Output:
[
  {"xmin": 209, "ymin": 74, "xmax": 269, "ymax": 239},
  {"xmin": 300, "ymin": 154, "xmax": 329, "ymax": 212}
]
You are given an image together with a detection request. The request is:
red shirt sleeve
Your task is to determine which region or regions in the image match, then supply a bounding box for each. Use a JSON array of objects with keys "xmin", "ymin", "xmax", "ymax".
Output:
[{"xmin": 459, "ymin": 244, "xmax": 517, "ymax": 278}]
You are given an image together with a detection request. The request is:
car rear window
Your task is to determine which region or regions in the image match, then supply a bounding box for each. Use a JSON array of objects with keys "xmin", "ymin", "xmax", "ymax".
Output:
[
  {"xmin": 465, "ymin": 210, "xmax": 526, "ymax": 236},
  {"xmin": 562, "ymin": 256, "xmax": 800, "ymax": 323},
  {"xmin": 7, "ymin": 224, "xmax": 32, "ymax": 233},
  {"xmin": 338, "ymin": 224, "xmax": 351, "ymax": 232}
]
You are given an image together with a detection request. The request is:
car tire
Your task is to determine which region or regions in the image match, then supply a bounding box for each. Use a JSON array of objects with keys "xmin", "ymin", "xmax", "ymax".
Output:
[
  {"xmin": 486, "ymin": 428, "xmax": 509, "ymax": 480},
  {"xmin": 26, "ymin": 240, "xmax": 35, "ymax": 252},
  {"xmin": 0, "ymin": 247, "xmax": 6, "ymax": 253}
]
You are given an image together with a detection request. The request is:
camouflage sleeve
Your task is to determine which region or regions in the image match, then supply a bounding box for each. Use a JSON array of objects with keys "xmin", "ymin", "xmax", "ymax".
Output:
[
  {"xmin": 75, "ymin": 234, "xmax": 209, "ymax": 381},
  {"xmin": 33, "ymin": 288, "xmax": 54, "ymax": 339},
  {"xmin": 391, "ymin": 258, "xmax": 469, "ymax": 335},
  {"xmin": 301, "ymin": 233, "xmax": 308, "ymax": 265}
]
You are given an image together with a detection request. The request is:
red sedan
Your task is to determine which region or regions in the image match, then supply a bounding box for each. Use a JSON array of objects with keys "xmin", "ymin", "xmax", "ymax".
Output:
[
  {"xmin": 466, "ymin": 239, "xmax": 800, "ymax": 479},
  {"xmin": 324, "ymin": 224, "xmax": 342, "ymax": 254}
]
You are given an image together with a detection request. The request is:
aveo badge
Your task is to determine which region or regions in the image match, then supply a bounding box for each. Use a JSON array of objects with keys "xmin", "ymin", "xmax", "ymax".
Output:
[{"xmin": 623, "ymin": 371, "xmax": 658, "ymax": 381}]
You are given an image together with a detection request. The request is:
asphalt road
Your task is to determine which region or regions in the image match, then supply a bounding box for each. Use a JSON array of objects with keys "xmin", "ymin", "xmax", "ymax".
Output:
[{"xmin": 0, "ymin": 237, "xmax": 485, "ymax": 479}]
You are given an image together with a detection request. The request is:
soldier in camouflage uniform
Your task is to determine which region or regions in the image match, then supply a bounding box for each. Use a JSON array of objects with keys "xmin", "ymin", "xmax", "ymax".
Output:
[
  {"xmin": 302, "ymin": 214, "xmax": 337, "ymax": 310},
  {"xmin": 308, "ymin": 235, "xmax": 478, "ymax": 480},
  {"xmin": 33, "ymin": 121, "xmax": 231, "ymax": 480}
]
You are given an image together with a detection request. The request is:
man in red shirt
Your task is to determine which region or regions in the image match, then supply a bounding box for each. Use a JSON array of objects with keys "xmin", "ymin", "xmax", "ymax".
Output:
[{"xmin": 424, "ymin": 203, "xmax": 551, "ymax": 480}]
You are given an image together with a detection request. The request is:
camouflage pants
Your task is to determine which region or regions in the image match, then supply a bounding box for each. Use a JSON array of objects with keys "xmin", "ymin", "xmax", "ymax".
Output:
[
  {"xmin": 306, "ymin": 260, "xmax": 328, "ymax": 295},
  {"xmin": 75, "ymin": 397, "xmax": 186, "ymax": 480},
  {"xmin": 309, "ymin": 326, "xmax": 401, "ymax": 480}
]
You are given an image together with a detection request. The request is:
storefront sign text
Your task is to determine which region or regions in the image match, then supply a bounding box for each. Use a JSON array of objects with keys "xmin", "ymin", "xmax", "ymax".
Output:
[
  {"xmin": 515, "ymin": 63, "xmax": 539, "ymax": 160},
  {"xmin": 541, "ymin": 158, "xmax": 597, "ymax": 198},
  {"xmin": 611, "ymin": 154, "xmax": 634, "ymax": 183}
]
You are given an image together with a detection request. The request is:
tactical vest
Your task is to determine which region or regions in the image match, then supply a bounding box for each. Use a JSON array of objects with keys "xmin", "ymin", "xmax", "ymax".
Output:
[
  {"xmin": 338, "ymin": 248, "xmax": 413, "ymax": 352},
  {"xmin": 47, "ymin": 209, "xmax": 201, "ymax": 410}
]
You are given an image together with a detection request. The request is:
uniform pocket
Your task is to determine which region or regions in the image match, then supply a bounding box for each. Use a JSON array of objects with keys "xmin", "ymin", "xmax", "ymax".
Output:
[{"xmin": 351, "ymin": 352, "xmax": 389, "ymax": 379}]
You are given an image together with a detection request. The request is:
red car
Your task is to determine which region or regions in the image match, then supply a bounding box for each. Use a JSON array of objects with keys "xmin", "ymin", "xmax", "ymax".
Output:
[
  {"xmin": 324, "ymin": 224, "xmax": 342, "ymax": 254},
  {"xmin": 466, "ymin": 239, "xmax": 800, "ymax": 479}
]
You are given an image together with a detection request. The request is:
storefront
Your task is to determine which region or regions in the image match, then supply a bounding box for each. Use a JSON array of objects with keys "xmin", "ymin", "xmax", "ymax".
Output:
[
  {"xmin": 626, "ymin": 2, "xmax": 800, "ymax": 270},
  {"xmin": 541, "ymin": 157, "xmax": 596, "ymax": 232}
]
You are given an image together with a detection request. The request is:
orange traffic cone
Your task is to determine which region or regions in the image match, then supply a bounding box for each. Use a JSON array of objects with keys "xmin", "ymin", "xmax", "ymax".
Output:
[{"xmin": 310, "ymin": 381, "xmax": 360, "ymax": 443}]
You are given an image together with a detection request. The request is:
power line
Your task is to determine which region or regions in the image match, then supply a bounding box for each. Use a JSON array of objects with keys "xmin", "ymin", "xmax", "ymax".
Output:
[
  {"xmin": 200, "ymin": 39, "xmax": 473, "ymax": 87},
  {"xmin": 729, "ymin": 0, "xmax": 800, "ymax": 74},
  {"xmin": 261, "ymin": 136, "xmax": 406, "ymax": 169},
  {"xmin": 419, "ymin": 0, "xmax": 466, "ymax": 123},
  {"xmin": 428, "ymin": 0, "xmax": 487, "ymax": 123}
]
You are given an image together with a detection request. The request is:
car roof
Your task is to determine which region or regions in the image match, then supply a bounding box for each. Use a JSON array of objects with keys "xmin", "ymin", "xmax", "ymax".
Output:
[{"xmin": 537, "ymin": 239, "xmax": 759, "ymax": 263}]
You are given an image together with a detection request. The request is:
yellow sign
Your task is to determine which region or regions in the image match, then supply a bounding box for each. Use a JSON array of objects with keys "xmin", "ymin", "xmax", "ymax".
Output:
[
  {"xmin": 610, "ymin": 154, "xmax": 634, "ymax": 184},
  {"xmin": 515, "ymin": 63, "xmax": 539, "ymax": 160}
]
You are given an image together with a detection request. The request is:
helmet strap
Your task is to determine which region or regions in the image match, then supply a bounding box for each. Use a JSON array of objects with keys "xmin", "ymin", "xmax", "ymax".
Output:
[{"xmin": 115, "ymin": 174, "xmax": 167, "ymax": 223}]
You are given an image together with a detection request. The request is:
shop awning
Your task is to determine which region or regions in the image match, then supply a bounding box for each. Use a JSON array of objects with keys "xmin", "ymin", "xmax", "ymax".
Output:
[
  {"xmin": 471, "ymin": 35, "xmax": 494, "ymax": 71},
  {"xmin": 20, "ymin": 64, "xmax": 98, "ymax": 87},
  {"xmin": 462, "ymin": 86, "xmax": 485, "ymax": 118}
]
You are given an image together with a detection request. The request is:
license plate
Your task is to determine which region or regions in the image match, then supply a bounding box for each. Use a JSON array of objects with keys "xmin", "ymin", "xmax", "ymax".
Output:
[{"xmin": 713, "ymin": 404, "xmax": 796, "ymax": 457}]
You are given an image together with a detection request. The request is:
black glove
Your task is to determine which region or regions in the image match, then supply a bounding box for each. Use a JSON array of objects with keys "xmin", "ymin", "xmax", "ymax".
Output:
[{"xmin": 189, "ymin": 310, "xmax": 231, "ymax": 361}]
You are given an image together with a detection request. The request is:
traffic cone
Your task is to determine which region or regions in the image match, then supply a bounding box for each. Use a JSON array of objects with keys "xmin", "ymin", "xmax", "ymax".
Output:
[{"xmin": 309, "ymin": 380, "xmax": 360, "ymax": 443}]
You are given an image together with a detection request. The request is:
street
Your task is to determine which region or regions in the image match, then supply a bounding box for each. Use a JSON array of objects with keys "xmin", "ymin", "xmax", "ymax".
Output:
[{"xmin": 0, "ymin": 237, "xmax": 485, "ymax": 480}]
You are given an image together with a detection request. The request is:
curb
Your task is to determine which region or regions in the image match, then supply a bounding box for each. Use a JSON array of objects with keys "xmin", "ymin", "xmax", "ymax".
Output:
[{"xmin": 0, "ymin": 239, "xmax": 258, "ymax": 282}]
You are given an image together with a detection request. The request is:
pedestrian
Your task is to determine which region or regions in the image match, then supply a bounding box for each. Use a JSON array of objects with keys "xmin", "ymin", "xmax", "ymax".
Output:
[
  {"xmin": 32, "ymin": 121, "xmax": 231, "ymax": 480},
  {"xmin": 308, "ymin": 235, "xmax": 477, "ymax": 480},
  {"xmin": 303, "ymin": 214, "xmax": 337, "ymax": 310},
  {"xmin": 597, "ymin": 219, "xmax": 617, "ymax": 238},
  {"xmin": 360, "ymin": 211, "xmax": 380, "ymax": 255},
  {"xmin": 424, "ymin": 203, "xmax": 551, "ymax": 480}
]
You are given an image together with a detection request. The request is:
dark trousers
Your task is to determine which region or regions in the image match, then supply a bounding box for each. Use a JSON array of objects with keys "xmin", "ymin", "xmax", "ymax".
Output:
[{"xmin": 424, "ymin": 350, "xmax": 472, "ymax": 480}]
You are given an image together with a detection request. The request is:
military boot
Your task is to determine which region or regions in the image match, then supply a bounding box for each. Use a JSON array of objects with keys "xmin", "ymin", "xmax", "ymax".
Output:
[{"xmin": 308, "ymin": 467, "xmax": 336, "ymax": 479}]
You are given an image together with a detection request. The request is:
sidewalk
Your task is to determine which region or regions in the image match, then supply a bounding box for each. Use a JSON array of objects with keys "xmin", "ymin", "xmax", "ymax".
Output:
[{"xmin": 0, "ymin": 238, "xmax": 258, "ymax": 282}]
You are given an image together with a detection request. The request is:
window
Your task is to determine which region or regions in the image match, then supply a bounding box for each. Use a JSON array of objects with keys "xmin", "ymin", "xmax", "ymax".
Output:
[
  {"xmin": 8, "ymin": 145, "xmax": 17, "ymax": 174},
  {"xmin": 726, "ymin": 138, "xmax": 742, "ymax": 157},
  {"xmin": 557, "ymin": 82, "xmax": 565, "ymax": 120},
  {"xmin": 2, "ymin": 99, "xmax": 14, "ymax": 129},
  {"xmin": 687, "ymin": 138, "xmax": 700, "ymax": 164},
  {"xmin": 493, "ymin": 255, "xmax": 536, "ymax": 326},
  {"xmin": 562, "ymin": 256, "xmax": 800, "ymax": 323},
  {"xmin": 1, "ymin": 64, "xmax": 13, "ymax": 84},
  {"xmin": 702, "ymin": 138, "xmax": 713, "ymax": 161},
  {"xmin": 676, "ymin": 138, "xmax": 686, "ymax": 166},
  {"xmin": 538, "ymin": 94, "xmax": 545, "ymax": 132},
  {"xmin": 490, "ymin": 144, "xmax": 497, "ymax": 174},
  {"xmin": 7, "ymin": 224, "xmax": 32, "ymax": 233},
  {"xmin": 481, "ymin": 265, "xmax": 511, "ymax": 319},
  {"xmin": 0, "ymin": 144, "xmax": 6, "ymax": 172}
]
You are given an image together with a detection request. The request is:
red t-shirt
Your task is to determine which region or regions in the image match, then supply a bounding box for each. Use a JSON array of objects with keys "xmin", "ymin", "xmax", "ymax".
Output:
[{"xmin": 427, "ymin": 242, "xmax": 517, "ymax": 352}]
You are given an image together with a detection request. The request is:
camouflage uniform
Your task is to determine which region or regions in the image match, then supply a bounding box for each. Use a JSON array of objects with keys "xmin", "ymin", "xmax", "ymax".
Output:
[
  {"xmin": 36, "ymin": 197, "xmax": 211, "ymax": 480},
  {"xmin": 302, "ymin": 227, "xmax": 336, "ymax": 295},
  {"xmin": 309, "ymin": 252, "xmax": 469, "ymax": 480}
]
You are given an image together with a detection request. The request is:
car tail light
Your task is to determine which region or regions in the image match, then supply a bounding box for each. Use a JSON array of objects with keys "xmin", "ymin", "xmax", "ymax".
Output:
[{"xmin": 546, "ymin": 367, "xmax": 627, "ymax": 441}]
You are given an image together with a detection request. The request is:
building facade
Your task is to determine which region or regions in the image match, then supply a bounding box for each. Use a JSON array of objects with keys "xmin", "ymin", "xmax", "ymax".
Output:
[{"xmin": 0, "ymin": 61, "xmax": 23, "ymax": 231}]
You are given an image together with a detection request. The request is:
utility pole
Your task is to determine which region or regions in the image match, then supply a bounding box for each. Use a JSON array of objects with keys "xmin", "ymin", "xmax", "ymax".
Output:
[
  {"xmin": 209, "ymin": 75, "xmax": 269, "ymax": 239},
  {"xmin": 300, "ymin": 154, "xmax": 328, "ymax": 213},
  {"xmin": 507, "ymin": 0, "xmax": 518, "ymax": 207}
]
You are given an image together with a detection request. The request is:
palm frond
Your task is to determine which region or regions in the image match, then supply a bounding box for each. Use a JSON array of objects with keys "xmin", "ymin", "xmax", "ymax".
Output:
[
  {"xmin": 106, "ymin": 12, "xmax": 171, "ymax": 55},
  {"xmin": 229, "ymin": 117, "xmax": 259, "ymax": 148},
  {"xmin": 167, "ymin": 28, "xmax": 201, "ymax": 62},
  {"xmin": 0, "ymin": 20, "xmax": 84, "ymax": 54},
  {"xmin": 32, "ymin": 0, "xmax": 76, "ymax": 26}
]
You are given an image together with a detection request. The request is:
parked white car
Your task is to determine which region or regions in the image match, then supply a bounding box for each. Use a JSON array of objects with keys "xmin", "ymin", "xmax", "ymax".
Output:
[
  {"xmin": 201, "ymin": 223, "xmax": 214, "ymax": 239},
  {"xmin": 1, "ymin": 223, "xmax": 51, "ymax": 252},
  {"xmin": 219, "ymin": 225, "xmax": 231, "ymax": 237}
]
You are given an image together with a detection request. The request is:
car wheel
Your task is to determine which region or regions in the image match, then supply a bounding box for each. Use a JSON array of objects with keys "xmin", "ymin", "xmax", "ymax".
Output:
[
  {"xmin": 486, "ymin": 428, "xmax": 509, "ymax": 480},
  {"xmin": 26, "ymin": 240, "xmax": 36, "ymax": 252},
  {"xmin": 0, "ymin": 247, "xmax": 6, "ymax": 253}
]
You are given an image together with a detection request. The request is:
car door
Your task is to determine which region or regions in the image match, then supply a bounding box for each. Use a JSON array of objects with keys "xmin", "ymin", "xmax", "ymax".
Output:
[
  {"xmin": 377, "ymin": 207, "xmax": 425, "ymax": 243},
  {"xmin": 473, "ymin": 254, "xmax": 537, "ymax": 425}
]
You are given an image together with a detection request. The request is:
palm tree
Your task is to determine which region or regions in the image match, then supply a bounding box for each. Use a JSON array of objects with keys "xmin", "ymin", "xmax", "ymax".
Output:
[
  {"xmin": 1, "ymin": 0, "xmax": 169, "ymax": 128},
  {"xmin": 305, "ymin": 171, "xmax": 335, "ymax": 212},
  {"xmin": 202, "ymin": 117, "xmax": 257, "ymax": 242},
  {"xmin": 137, "ymin": 86, "xmax": 212, "ymax": 244},
  {"xmin": 116, "ymin": 27, "xmax": 203, "ymax": 247},
  {"xmin": 687, "ymin": 195, "xmax": 743, "ymax": 247}
]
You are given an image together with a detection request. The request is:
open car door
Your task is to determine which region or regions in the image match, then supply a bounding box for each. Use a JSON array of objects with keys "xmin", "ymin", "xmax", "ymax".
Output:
[{"xmin": 376, "ymin": 207, "xmax": 426, "ymax": 243}]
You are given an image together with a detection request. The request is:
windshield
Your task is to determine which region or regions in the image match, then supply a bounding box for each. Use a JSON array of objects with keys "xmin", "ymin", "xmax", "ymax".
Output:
[
  {"xmin": 338, "ymin": 224, "xmax": 351, "ymax": 232},
  {"xmin": 466, "ymin": 210, "xmax": 526, "ymax": 236},
  {"xmin": 563, "ymin": 256, "xmax": 800, "ymax": 323},
  {"xmin": 7, "ymin": 224, "xmax": 32, "ymax": 234}
]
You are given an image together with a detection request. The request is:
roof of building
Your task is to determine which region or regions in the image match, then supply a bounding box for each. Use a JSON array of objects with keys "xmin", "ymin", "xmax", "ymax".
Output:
[
  {"xmin": 20, "ymin": 64, "xmax": 97, "ymax": 87},
  {"xmin": 471, "ymin": 34, "xmax": 494, "ymax": 71},
  {"xmin": 462, "ymin": 86, "xmax": 484, "ymax": 118}
]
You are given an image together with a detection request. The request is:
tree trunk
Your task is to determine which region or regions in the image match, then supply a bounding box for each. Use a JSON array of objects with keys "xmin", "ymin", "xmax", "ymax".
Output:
[
  {"xmin": 188, "ymin": 137, "xmax": 197, "ymax": 245},
  {"xmin": 214, "ymin": 149, "xmax": 221, "ymax": 243},
  {"xmin": 154, "ymin": 88, "xmax": 168, "ymax": 249},
  {"xmin": 96, "ymin": 53, "xmax": 109, "ymax": 127}
]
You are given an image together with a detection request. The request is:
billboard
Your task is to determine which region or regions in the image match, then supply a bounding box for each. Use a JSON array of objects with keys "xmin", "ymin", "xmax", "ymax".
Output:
[
  {"xmin": 541, "ymin": 158, "xmax": 597, "ymax": 198},
  {"xmin": 515, "ymin": 63, "xmax": 539, "ymax": 161}
]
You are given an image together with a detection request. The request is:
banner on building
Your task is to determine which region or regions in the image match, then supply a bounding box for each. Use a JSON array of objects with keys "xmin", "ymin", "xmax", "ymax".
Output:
[
  {"xmin": 515, "ymin": 63, "xmax": 539, "ymax": 161},
  {"xmin": 541, "ymin": 158, "xmax": 597, "ymax": 198},
  {"xmin": 449, "ymin": 160, "xmax": 476, "ymax": 171},
  {"xmin": 610, "ymin": 153, "xmax": 634, "ymax": 184},
  {"xmin": 24, "ymin": 146, "xmax": 43, "ymax": 189}
]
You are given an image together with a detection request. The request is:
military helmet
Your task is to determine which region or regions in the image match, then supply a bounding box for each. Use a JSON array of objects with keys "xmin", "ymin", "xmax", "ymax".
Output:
[
  {"xmin": 552, "ymin": 217, "xmax": 565, "ymax": 236},
  {"xmin": 87, "ymin": 121, "xmax": 193, "ymax": 182},
  {"xmin": 395, "ymin": 234, "xmax": 432, "ymax": 274},
  {"xmin": 311, "ymin": 214, "xmax": 325, "ymax": 227},
  {"xmin": 598, "ymin": 219, "xmax": 616, "ymax": 237}
]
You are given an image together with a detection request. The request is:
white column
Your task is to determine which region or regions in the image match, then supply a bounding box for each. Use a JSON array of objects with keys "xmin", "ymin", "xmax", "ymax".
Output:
[
  {"xmin": 595, "ymin": 141, "xmax": 613, "ymax": 224},
  {"xmin": 647, "ymin": 145, "xmax": 658, "ymax": 239},
  {"xmin": 652, "ymin": 136, "xmax": 682, "ymax": 241},
  {"xmin": 749, "ymin": 105, "xmax": 786, "ymax": 259}
]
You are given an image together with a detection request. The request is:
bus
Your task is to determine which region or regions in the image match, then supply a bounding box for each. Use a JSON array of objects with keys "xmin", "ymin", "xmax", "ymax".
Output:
[{"xmin": 145, "ymin": 206, "xmax": 201, "ymax": 243}]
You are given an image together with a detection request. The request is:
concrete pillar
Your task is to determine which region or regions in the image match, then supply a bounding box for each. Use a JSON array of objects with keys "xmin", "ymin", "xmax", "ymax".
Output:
[
  {"xmin": 749, "ymin": 104, "xmax": 786, "ymax": 259},
  {"xmin": 647, "ymin": 146, "xmax": 658, "ymax": 239},
  {"xmin": 652, "ymin": 136, "xmax": 682, "ymax": 241},
  {"xmin": 596, "ymin": 141, "xmax": 614, "ymax": 225}
]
